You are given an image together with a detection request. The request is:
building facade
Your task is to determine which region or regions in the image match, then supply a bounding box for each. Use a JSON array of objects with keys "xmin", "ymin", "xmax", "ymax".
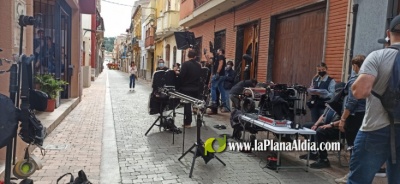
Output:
[
  {"xmin": 155, "ymin": 0, "xmax": 182, "ymax": 69},
  {"xmin": 0, "ymin": 0, "xmax": 84, "ymax": 173},
  {"xmin": 143, "ymin": 0, "xmax": 156, "ymax": 79},
  {"xmin": 352, "ymin": 0, "xmax": 399, "ymax": 60},
  {"xmin": 180, "ymin": 0, "xmax": 350, "ymax": 87}
]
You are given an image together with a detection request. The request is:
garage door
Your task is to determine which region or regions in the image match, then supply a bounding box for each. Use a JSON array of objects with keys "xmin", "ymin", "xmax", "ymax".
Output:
[{"xmin": 272, "ymin": 6, "xmax": 326, "ymax": 87}]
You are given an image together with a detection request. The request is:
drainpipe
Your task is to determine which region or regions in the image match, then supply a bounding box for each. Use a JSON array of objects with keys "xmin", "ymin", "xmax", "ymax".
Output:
[
  {"xmin": 322, "ymin": 0, "xmax": 330, "ymax": 63},
  {"xmin": 348, "ymin": 3, "xmax": 358, "ymax": 76}
]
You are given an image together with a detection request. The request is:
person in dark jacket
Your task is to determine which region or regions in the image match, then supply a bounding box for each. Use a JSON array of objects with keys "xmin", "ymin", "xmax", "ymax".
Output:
[
  {"xmin": 307, "ymin": 63, "xmax": 336, "ymax": 123},
  {"xmin": 230, "ymin": 79, "xmax": 258, "ymax": 110},
  {"xmin": 177, "ymin": 49, "xmax": 202, "ymax": 127},
  {"xmin": 222, "ymin": 61, "xmax": 236, "ymax": 112}
]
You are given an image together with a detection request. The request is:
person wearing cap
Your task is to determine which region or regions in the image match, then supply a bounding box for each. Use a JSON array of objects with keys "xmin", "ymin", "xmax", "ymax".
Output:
[
  {"xmin": 378, "ymin": 36, "xmax": 391, "ymax": 47},
  {"xmin": 349, "ymin": 15, "xmax": 400, "ymax": 183}
]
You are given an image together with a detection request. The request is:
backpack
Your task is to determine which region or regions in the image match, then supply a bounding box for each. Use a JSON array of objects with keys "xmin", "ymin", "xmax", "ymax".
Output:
[
  {"xmin": 327, "ymin": 82, "xmax": 347, "ymax": 115},
  {"xmin": 57, "ymin": 170, "xmax": 92, "ymax": 184},
  {"xmin": 371, "ymin": 45, "xmax": 400, "ymax": 164}
]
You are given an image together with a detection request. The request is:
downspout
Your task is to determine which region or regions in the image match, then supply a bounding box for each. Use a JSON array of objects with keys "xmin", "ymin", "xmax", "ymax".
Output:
[
  {"xmin": 342, "ymin": 0, "xmax": 353, "ymax": 82},
  {"xmin": 348, "ymin": 3, "xmax": 359, "ymax": 76},
  {"xmin": 322, "ymin": 0, "xmax": 330, "ymax": 63}
]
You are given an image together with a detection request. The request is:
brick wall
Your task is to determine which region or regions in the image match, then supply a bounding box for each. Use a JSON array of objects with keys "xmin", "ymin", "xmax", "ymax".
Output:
[
  {"xmin": 187, "ymin": 0, "xmax": 348, "ymax": 82},
  {"xmin": 180, "ymin": 0, "xmax": 194, "ymax": 20},
  {"xmin": 324, "ymin": 0, "xmax": 349, "ymax": 81}
]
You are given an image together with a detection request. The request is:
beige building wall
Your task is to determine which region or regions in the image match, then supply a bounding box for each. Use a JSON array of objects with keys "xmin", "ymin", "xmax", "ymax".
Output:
[{"xmin": 0, "ymin": 0, "xmax": 82, "ymax": 165}]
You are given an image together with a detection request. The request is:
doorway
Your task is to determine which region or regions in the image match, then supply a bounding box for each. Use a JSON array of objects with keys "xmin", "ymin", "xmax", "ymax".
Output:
[{"xmin": 234, "ymin": 21, "xmax": 260, "ymax": 81}]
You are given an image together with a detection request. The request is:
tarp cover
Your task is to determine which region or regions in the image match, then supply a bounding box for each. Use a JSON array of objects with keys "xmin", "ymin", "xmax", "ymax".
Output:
[{"xmin": 0, "ymin": 94, "xmax": 18, "ymax": 149}]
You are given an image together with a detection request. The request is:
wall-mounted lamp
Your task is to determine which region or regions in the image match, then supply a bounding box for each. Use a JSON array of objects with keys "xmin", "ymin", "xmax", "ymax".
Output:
[{"xmin": 101, "ymin": 44, "xmax": 106, "ymax": 52}]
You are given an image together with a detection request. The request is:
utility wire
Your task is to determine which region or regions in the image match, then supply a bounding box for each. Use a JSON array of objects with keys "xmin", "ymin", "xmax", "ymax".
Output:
[{"xmin": 101, "ymin": 0, "xmax": 133, "ymax": 7}]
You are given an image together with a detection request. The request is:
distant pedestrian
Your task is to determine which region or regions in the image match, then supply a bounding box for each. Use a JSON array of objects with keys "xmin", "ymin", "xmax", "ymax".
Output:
[
  {"xmin": 129, "ymin": 62, "xmax": 137, "ymax": 90},
  {"xmin": 222, "ymin": 60, "xmax": 236, "ymax": 112},
  {"xmin": 206, "ymin": 48, "xmax": 227, "ymax": 114}
]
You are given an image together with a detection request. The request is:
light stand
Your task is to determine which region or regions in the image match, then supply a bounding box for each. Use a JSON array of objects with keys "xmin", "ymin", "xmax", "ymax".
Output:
[
  {"xmin": 145, "ymin": 98, "xmax": 181, "ymax": 144},
  {"xmin": 158, "ymin": 88, "xmax": 226, "ymax": 178}
]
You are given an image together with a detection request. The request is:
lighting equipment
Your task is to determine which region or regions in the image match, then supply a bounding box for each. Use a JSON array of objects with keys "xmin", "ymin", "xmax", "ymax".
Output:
[
  {"xmin": 146, "ymin": 70, "xmax": 182, "ymax": 145},
  {"xmin": 1, "ymin": 13, "xmax": 45, "ymax": 184},
  {"xmin": 174, "ymin": 31, "xmax": 196, "ymax": 50},
  {"xmin": 158, "ymin": 87, "xmax": 226, "ymax": 178}
]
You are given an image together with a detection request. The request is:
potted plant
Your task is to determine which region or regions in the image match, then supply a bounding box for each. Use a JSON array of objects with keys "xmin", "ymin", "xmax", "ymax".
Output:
[{"xmin": 35, "ymin": 74, "xmax": 68, "ymax": 112}]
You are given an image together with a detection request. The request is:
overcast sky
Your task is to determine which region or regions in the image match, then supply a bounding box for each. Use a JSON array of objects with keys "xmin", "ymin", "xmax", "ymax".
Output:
[{"xmin": 102, "ymin": 0, "xmax": 137, "ymax": 37}]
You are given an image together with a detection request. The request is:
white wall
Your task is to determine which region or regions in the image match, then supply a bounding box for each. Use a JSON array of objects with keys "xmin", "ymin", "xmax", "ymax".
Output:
[
  {"xmin": 82, "ymin": 14, "xmax": 92, "ymax": 34},
  {"xmin": 164, "ymin": 35, "xmax": 182, "ymax": 68}
]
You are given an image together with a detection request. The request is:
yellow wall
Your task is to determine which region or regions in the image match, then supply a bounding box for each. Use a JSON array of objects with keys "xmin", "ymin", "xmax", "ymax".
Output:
[
  {"xmin": 156, "ymin": 0, "xmax": 164, "ymax": 18},
  {"xmin": 154, "ymin": 41, "xmax": 163, "ymax": 69}
]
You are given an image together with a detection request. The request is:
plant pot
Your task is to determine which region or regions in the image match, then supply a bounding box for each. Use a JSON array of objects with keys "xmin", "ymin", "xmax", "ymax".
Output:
[{"xmin": 45, "ymin": 99, "xmax": 56, "ymax": 112}]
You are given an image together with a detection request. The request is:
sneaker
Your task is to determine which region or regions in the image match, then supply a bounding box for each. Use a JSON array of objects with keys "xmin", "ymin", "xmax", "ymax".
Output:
[
  {"xmin": 310, "ymin": 158, "xmax": 330, "ymax": 169},
  {"xmin": 299, "ymin": 152, "xmax": 319, "ymax": 161},
  {"xmin": 375, "ymin": 168, "xmax": 386, "ymax": 178},
  {"xmin": 182, "ymin": 124, "xmax": 192, "ymax": 128},
  {"xmin": 335, "ymin": 173, "xmax": 349, "ymax": 183},
  {"xmin": 221, "ymin": 108, "xmax": 230, "ymax": 113}
]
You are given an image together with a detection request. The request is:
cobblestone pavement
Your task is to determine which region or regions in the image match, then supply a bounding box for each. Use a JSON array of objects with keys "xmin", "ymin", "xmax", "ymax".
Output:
[
  {"xmin": 107, "ymin": 70, "xmax": 338, "ymax": 184},
  {"xmin": 29, "ymin": 71, "xmax": 107, "ymax": 183},
  {"xmin": 26, "ymin": 69, "xmax": 386, "ymax": 184}
]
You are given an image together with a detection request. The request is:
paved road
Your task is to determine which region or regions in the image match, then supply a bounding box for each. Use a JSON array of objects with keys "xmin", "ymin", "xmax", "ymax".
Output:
[
  {"xmin": 28, "ymin": 69, "xmax": 359, "ymax": 184},
  {"xmin": 106, "ymin": 69, "xmax": 337, "ymax": 184}
]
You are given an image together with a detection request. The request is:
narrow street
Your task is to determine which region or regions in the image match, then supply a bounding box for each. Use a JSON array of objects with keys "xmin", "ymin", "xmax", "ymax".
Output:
[{"xmin": 29, "ymin": 68, "xmax": 343, "ymax": 184}]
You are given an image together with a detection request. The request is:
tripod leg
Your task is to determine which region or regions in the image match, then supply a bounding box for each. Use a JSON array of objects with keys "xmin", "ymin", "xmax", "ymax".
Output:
[
  {"xmin": 178, "ymin": 144, "xmax": 196, "ymax": 161},
  {"xmin": 214, "ymin": 155, "xmax": 226, "ymax": 166},
  {"xmin": 145, "ymin": 116, "xmax": 161, "ymax": 136},
  {"xmin": 189, "ymin": 145, "xmax": 198, "ymax": 178},
  {"xmin": 172, "ymin": 126, "xmax": 175, "ymax": 145}
]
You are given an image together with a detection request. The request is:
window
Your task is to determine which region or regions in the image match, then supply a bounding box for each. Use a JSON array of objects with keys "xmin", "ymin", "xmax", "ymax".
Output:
[
  {"xmin": 195, "ymin": 37, "xmax": 202, "ymax": 59},
  {"xmin": 182, "ymin": 50, "xmax": 186, "ymax": 63},
  {"xmin": 214, "ymin": 30, "xmax": 226, "ymax": 51},
  {"xmin": 173, "ymin": 46, "xmax": 177, "ymax": 65},
  {"xmin": 165, "ymin": 44, "xmax": 170, "ymax": 66}
]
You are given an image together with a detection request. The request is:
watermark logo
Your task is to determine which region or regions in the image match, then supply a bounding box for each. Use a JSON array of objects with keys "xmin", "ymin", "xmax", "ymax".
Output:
[{"xmin": 204, "ymin": 135, "xmax": 227, "ymax": 155}]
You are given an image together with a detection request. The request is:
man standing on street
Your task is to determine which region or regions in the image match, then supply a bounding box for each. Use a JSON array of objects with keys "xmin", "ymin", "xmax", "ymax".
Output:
[
  {"xmin": 349, "ymin": 15, "xmax": 400, "ymax": 184},
  {"xmin": 207, "ymin": 48, "xmax": 227, "ymax": 113},
  {"xmin": 177, "ymin": 49, "xmax": 202, "ymax": 128}
]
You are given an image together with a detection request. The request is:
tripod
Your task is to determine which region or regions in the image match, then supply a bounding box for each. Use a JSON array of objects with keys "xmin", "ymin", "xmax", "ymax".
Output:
[
  {"xmin": 145, "ymin": 98, "xmax": 181, "ymax": 144},
  {"xmin": 178, "ymin": 111, "xmax": 226, "ymax": 178}
]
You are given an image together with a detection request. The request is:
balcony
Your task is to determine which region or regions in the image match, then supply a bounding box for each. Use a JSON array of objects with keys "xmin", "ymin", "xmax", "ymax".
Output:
[
  {"xmin": 156, "ymin": 16, "xmax": 164, "ymax": 36},
  {"xmin": 145, "ymin": 36, "xmax": 154, "ymax": 49},
  {"xmin": 156, "ymin": 11, "xmax": 180, "ymax": 39},
  {"xmin": 180, "ymin": 0, "xmax": 249, "ymax": 28}
]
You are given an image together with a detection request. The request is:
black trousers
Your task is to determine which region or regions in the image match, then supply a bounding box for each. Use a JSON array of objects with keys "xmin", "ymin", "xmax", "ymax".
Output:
[
  {"xmin": 180, "ymin": 90, "xmax": 199, "ymax": 125},
  {"xmin": 230, "ymin": 94, "xmax": 241, "ymax": 110},
  {"xmin": 344, "ymin": 112, "xmax": 365, "ymax": 146},
  {"xmin": 316, "ymin": 127, "xmax": 340, "ymax": 159}
]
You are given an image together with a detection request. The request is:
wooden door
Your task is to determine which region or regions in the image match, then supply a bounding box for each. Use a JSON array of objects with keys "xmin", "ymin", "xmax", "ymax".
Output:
[
  {"xmin": 241, "ymin": 23, "xmax": 259, "ymax": 80},
  {"xmin": 272, "ymin": 7, "xmax": 326, "ymax": 86}
]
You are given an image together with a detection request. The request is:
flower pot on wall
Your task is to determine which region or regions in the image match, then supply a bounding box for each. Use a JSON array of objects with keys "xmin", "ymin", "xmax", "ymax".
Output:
[{"xmin": 45, "ymin": 99, "xmax": 56, "ymax": 112}]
